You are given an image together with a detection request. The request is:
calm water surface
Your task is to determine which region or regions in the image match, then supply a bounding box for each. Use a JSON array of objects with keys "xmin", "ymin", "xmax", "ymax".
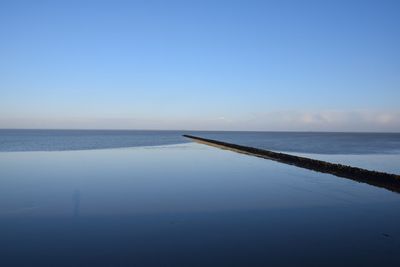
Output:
[
  {"xmin": 291, "ymin": 152, "xmax": 400, "ymax": 174},
  {"xmin": 0, "ymin": 143, "xmax": 400, "ymax": 266},
  {"xmin": 197, "ymin": 131, "xmax": 400, "ymax": 155},
  {"xmin": 2, "ymin": 130, "xmax": 400, "ymax": 154}
]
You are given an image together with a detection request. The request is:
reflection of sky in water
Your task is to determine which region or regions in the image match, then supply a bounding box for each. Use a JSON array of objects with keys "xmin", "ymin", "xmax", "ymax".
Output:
[
  {"xmin": 1, "ymin": 143, "xmax": 399, "ymax": 217},
  {"xmin": 1, "ymin": 143, "xmax": 400, "ymax": 266}
]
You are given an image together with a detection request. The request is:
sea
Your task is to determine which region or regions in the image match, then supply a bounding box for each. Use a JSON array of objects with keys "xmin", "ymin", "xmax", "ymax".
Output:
[
  {"xmin": 1, "ymin": 129, "xmax": 400, "ymax": 154},
  {"xmin": 1, "ymin": 129, "xmax": 400, "ymax": 266}
]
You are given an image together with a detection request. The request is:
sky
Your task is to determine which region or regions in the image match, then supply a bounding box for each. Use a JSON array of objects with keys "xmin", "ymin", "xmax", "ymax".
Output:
[{"xmin": 0, "ymin": 0, "xmax": 399, "ymax": 131}]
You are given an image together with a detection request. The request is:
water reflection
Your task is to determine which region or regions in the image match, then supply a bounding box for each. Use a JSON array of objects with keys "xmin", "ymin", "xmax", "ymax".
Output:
[
  {"xmin": 0, "ymin": 144, "xmax": 400, "ymax": 266},
  {"xmin": 0, "ymin": 143, "xmax": 399, "ymax": 216},
  {"xmin": 73, "ymin": 189, "xmax": 80, "ymax": 217}
]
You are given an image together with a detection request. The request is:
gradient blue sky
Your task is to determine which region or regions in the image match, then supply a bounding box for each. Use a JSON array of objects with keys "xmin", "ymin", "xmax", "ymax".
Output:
[{"xmin": 1, "ymin": 0, "xmax": 399, "ymax": 131}]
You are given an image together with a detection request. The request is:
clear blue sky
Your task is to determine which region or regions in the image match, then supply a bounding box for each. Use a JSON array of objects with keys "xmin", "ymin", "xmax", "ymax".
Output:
[{"xmin": 1, "ymin": 0, "xmax": 399, "ymax": 131}]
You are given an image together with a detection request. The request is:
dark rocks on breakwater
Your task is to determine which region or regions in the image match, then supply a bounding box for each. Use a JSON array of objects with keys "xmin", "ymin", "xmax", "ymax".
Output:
[{"xmin": 183, "ymin": 134, "xmax": 400, "ymax": 194}]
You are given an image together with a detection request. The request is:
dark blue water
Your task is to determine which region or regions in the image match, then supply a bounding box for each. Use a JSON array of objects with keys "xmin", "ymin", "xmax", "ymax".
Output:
[
  {"xmin": 1, "ymin": 129, "xmax": 400, "ymax": 154},
  {"xmin": 1, "ymin": 131, "xmax": 400, "ymax": 266},
  {"xmin": 1, "ymin": 144, "xmax": 400, "ymax": 266}
]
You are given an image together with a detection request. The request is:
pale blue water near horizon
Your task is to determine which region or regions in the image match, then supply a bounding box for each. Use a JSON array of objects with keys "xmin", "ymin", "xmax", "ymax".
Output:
[
  {"xmin": 1, "ymin": 129, "xmax": 399, "ymax": 173},
  {"xmin": 1, "ymin": 130, "xmax": 400, "ymax": 266},
  {"xmin": 1, "ymin": 129, "xmax": 400, "ymax": 154}
]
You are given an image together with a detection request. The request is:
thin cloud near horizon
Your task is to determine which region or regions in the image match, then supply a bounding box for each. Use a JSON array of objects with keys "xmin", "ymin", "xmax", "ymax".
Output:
[{"xmin": 1, "ymin": 110, "xmax": 399, "ymax": 132}]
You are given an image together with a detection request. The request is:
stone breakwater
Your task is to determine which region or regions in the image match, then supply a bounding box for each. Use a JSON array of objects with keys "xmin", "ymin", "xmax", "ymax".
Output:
[{"xmin": 183, "ymin": 134, "xmax": 400, "ymax": 194}]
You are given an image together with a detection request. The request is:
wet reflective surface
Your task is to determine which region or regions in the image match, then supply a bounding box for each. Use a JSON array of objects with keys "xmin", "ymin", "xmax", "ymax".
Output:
[
  {"xmin": 290, "ymin": 152, "xmax": 400, "ymax": 174},
  {"xmin": 1, "ymin": 143, "xmax": 400, "ymax": 266}
]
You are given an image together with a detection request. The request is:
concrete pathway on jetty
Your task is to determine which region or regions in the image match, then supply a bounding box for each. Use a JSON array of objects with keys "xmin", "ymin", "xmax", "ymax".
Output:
[{"xmin": 183, "ymin": 135, "xmax": 400, "ymax": 194}]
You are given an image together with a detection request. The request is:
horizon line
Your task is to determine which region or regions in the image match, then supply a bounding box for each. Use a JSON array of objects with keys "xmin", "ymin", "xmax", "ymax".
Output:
[{"xmin": 0, "ymin": 128, "xmax": 399, "ymax": 134}]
